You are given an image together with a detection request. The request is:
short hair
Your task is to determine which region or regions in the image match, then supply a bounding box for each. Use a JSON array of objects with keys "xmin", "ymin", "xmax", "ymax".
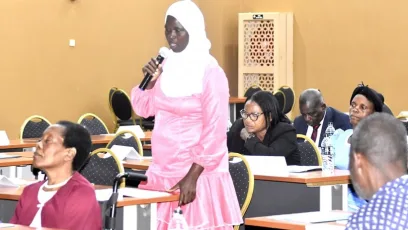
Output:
[
  {"xmin": 57, "ymin": 120, "xmax": 92, "ymax": 171},
  {"xmin": 247, "ymin": 91, "xmax": 291, "ymax": 129},
  {"xmin": 299, "ymin": 89, "xmax": 324, "ymax": 108},
  {"xmin": 350, "ymin": 113, "xmax": 407, "ymax": 169}
]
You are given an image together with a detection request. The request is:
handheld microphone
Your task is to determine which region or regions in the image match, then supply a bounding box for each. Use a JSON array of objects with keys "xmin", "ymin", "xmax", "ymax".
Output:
[{"xmin": 139, "ymin": 47, "xmax": 170, "ymax": 90}]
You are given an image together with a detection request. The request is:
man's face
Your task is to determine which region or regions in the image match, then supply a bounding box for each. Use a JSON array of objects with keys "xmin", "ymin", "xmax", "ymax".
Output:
[
  {"xmin": 300, "ymin": 102, "xmax": 326, "ymax": 126},
  {"xmin": 349, "ymin": 151, "xmax": 374, "ymax": 200}
]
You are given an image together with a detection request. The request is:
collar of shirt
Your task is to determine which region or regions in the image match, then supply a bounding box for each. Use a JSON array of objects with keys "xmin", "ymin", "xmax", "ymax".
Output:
[{"xmin": 373, "ymin": 174, "xmax": 408, "ymax": 199}]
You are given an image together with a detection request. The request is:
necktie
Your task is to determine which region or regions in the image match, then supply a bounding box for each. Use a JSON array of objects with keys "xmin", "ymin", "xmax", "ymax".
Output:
[{"xmin": 311, "ymin": 124, "xmax": 320, "ymax": 142}]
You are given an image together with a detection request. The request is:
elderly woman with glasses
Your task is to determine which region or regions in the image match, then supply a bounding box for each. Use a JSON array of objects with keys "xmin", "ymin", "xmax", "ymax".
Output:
[
  {"xmin": 331, "ymin": 83, "xmax": 385, "ymax": 212},
  {"xmin": 10, "ymin": 121, "xmax": 101, "ymax": 229},
  {"xmin": 227, "ymin": 91, "xmax": 300, "ymax": 165}
]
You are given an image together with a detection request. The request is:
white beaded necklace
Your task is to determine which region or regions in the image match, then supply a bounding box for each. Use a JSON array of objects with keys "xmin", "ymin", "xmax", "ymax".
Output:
[{"xmin": 43, "ymin": 176, "xmax": 72, "ymax": 189}]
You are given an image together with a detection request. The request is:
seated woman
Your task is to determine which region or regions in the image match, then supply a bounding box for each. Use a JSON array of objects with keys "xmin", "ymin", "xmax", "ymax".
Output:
[
  {"xmin": 227, "ymin": 91, "xmax": 300, "ymax": 165},
  {"xmin": 332, "ymin": 83, "xmax": 384, "ymax": 211},
  {"xmin": 11, "ymin": 121, "xmax": 101, "ymax": 230}
]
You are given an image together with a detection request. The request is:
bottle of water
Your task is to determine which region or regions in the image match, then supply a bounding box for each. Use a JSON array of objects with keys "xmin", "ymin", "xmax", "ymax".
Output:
[
  {"xmin": 322, "ymin": 122, "xmax": 335, "ymax": 175},
  {"xmin": 168, "ymin": 207, "xmax": 189, "ymax": 230}
]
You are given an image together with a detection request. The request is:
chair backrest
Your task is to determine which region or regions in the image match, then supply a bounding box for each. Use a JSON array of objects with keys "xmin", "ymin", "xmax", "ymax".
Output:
[
  {"xmin": 78, "ymin": 113, "xmax": 109, "ymax": 135},
  {"xmin": 244, "ymin": 85, "xmax": 263, "ymax": 98},
  {"xmin": 278, "ymin": 85, "xmax": 295, "ymax": 114},
  {"xmin": 273, "ymin": 89, "xmax": 286, "ymax": 113},
  {"xmin": 228, "ymin": 152, "xmax": 254, "ymax": 229},
  {"xmin": 106, "ymin": 131, "xmax": 143, "ymax": 156},
  {"xmin": 382, "ymin": 103, "xmax": 393, "ymax": 116},
  {"xmin": 79, "ymin": 148, "xmax": 125, "ymax": 187},
  {"xmin": 296, "ymin": 134, "xmax": 322, "ymax": 166},
  {"xmin": 110, "ymin": 88, "xmax": 135, "ymax": 122},
  {"xmin": 109, "ymin": 87, "xmax": 118, "ymax": 104},
  {"xmin": 20, "ymin": 115, "xmax": 52, "ymax": 139}
]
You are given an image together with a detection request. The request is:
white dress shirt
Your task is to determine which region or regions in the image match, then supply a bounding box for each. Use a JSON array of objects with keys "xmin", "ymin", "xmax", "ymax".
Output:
[{"xmin": 305, "ymin": 111, "xmax": 326, "ymax": 147}]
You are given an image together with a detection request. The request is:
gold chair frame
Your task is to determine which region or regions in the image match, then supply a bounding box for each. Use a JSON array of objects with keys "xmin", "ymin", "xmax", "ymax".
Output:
[
  {"xmin": 278, "ymin": 85, "xmax": 296, "ymax": 114},
  {"xmin": 77, "ymin": 113, "xmax": 109, "ymax": 134},
  {"xmin": 228, "ymin": 152, "xmax": 255, "ymax": 230},
  {"xmin": 296, "ymin": 134, "xmax": 323, "ymax": 166},
  {"xmin": 107, "ymin": 130, "xmax": 144, "ymax": 157},
  {"xmin": 108, "ymin": 87, "xmax": 141, "ymax": 132},
  {"xmin": 89, "ymin": 148, "xmax": 125, "ymax": 188},
  {"xmin": 19, "ymin": 115, "xmax": 52, "ymax": 139}
]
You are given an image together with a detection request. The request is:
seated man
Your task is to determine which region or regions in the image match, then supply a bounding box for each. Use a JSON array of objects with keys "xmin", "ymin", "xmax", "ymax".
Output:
[
  {"xmin": 346, "ymin": 113, "xmax": 408, "ymax": 229},
  {"xmin": 11, "ymin": 121, "xmax": 101, "ymax": 230},
  {"xmin": 293, "ymin": 89, "xmax": 351, "ymax": 147}
]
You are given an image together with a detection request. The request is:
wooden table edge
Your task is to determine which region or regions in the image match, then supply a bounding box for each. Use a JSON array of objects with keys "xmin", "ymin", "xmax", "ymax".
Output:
[
  {"xmin": 0, "ymin": 159, "xmax": 33, "ymax": 167},
  {"xmin": 117, "ymin": 194, "xmax": 179, "ymax": 207},
  {"xmin": 245, "ymin": 217, "xmax": 306, "ymax": 230},
  {"xmin": 229, "ymin": 97, "xmax": 246, "ymax": 104},
  {"xmin": 254, "ymin": 174, "xmax": 350, "ymax": 185},
  {"xmin": 306, "ymin": 180, "xmax": 350, "ymax": 187}
]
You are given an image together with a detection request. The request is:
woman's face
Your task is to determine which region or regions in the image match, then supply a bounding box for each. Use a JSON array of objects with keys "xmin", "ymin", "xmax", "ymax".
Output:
[
  {"xmin": 349, "ymin": 94, "xmax": 375, "ymax": 128},
  {"xmin": 165, "ymin": 15, "xmax": 189, "ymax": 53},
  {"xmin": 241, "ymin": 100, "xmax": 268, "ymax": 134},
  {"xmin": 33, "ymin": 125, "xmax": 74, "ymax": 170}
]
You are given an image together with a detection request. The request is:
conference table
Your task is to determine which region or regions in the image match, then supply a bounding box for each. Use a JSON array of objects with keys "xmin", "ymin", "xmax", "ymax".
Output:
[
  {"xmin": 0, "ymin": 133, "xmax": 152, "ymax": 151},
  {"xmin": 0, "ymin": 132, "xmax": 152, "ymax": 179},
  {"xmin": 124, "ymin": 159, "xmax": 350, "ymax": 229},
  {"xmin": 245, "ymin": 210, "xmax": 349, "ymax": 229},
  {"xmin": 0, "ymin": 184, "xmax": 178, "ymax": 230}
]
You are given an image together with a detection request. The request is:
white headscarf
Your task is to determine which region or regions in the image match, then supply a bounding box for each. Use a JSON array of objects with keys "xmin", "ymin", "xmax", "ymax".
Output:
[{"xmin": 160, "ymin": 0, "xmax": 213, "ymax": 97}]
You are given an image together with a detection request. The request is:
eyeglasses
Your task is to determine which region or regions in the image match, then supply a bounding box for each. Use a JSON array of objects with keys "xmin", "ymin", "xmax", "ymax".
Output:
[{"xmin": 240, "ymin": 109, "xmax": 264, "ymax": 121}]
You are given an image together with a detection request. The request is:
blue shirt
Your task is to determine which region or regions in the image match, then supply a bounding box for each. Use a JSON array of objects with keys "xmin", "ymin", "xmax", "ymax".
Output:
[
  {"xmin": 346, "ymin": 175, "xmax": 408, "ymax": 230},
  {"xmin": 332, "ymin": 129, "xmax": 367, "ymax": 211}
]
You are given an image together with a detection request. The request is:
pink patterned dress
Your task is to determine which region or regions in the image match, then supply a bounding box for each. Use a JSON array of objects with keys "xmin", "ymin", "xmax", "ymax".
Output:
[{"xmin": 131, "ymin": 57, "xmax": 242, "ymax": 229}]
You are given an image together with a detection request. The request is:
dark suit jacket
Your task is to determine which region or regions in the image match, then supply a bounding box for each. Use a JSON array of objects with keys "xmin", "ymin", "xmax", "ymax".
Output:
[
  {"xmin": 293, "ymin": 107, "xmax": 352, "ymax": 146},
  {"xmin": 227, "ymin": 118, "xmax": 300, "ymax": 165}
]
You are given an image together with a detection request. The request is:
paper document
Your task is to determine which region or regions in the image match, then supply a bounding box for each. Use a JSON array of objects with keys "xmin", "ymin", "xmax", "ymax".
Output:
[
  {"xmin": 95, "ymin": 188, "xmax": 124, "ymax": 201},
  {"xmin": 288, "ymin": 166, "xmax": 322, "ymax": 173},
  {"xmin": 269, "ymin": 211, "xmax": 351, "ymax": 224},
  {"xmin": 0, "ymin": 131, "xmax": 9, "ymax": 146},
  {"xmin": 336, "ymin": 220, "xmax": 348, "ymax": 224},
  {"xmin": 116, "ymin": 125, "xmax": 145, "ymax": 138},
  {"xmin": 245, "ymin": 156, "xmax": 289, "ymax": 176},
  {"xmin": 0, "ymin": 154, "xmax": 21, "ymax": 160},
  {"xmin": 120, "ymin": 187, "xmax": 172, "ymax": 199},
  {"xmin": 0, "ymin": 223, "xmax": 15, "ymax": 228},
  {"xmin": 306, "ymin": 223, "xmax": 346, "ymax": 230},
  {"xmin": 0, "ymin": 176, "xmax": 20, "ymax": 188},
  {"xmin": 95, "ymin": 188, "xmax": 171, "ymax": 201},
  {"xmin": 110, "ymin": 145, "xmax": 141, "ymax": 161}
]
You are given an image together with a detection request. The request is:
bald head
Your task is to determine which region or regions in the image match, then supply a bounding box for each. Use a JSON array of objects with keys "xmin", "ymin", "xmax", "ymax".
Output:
[{"xmin": 299, "ymin": 89, "xmax": 326, "ymax": 126}]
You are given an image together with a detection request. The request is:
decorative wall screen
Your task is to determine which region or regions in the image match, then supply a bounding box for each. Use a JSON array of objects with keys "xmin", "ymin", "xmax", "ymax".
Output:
[{"xmin": 238, "ymin": 12, "xmax": 293, "ymax": 96}]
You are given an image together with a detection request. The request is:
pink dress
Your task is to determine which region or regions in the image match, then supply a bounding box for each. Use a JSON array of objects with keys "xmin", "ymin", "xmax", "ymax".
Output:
[{"xmin": 131, "ymin": 57, "xmax": 243, "ymax": 229}]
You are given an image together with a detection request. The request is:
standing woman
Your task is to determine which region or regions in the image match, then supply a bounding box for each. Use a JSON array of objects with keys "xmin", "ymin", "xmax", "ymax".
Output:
[{"xmin": 131, "ymin": 0, "xmax": 242, "ymax": 229}]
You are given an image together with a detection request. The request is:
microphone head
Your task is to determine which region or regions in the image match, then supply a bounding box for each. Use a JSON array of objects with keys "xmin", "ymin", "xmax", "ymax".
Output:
[{"xmin": 159, "ymin": 47, "xmax": 170, "ymax": 58}]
